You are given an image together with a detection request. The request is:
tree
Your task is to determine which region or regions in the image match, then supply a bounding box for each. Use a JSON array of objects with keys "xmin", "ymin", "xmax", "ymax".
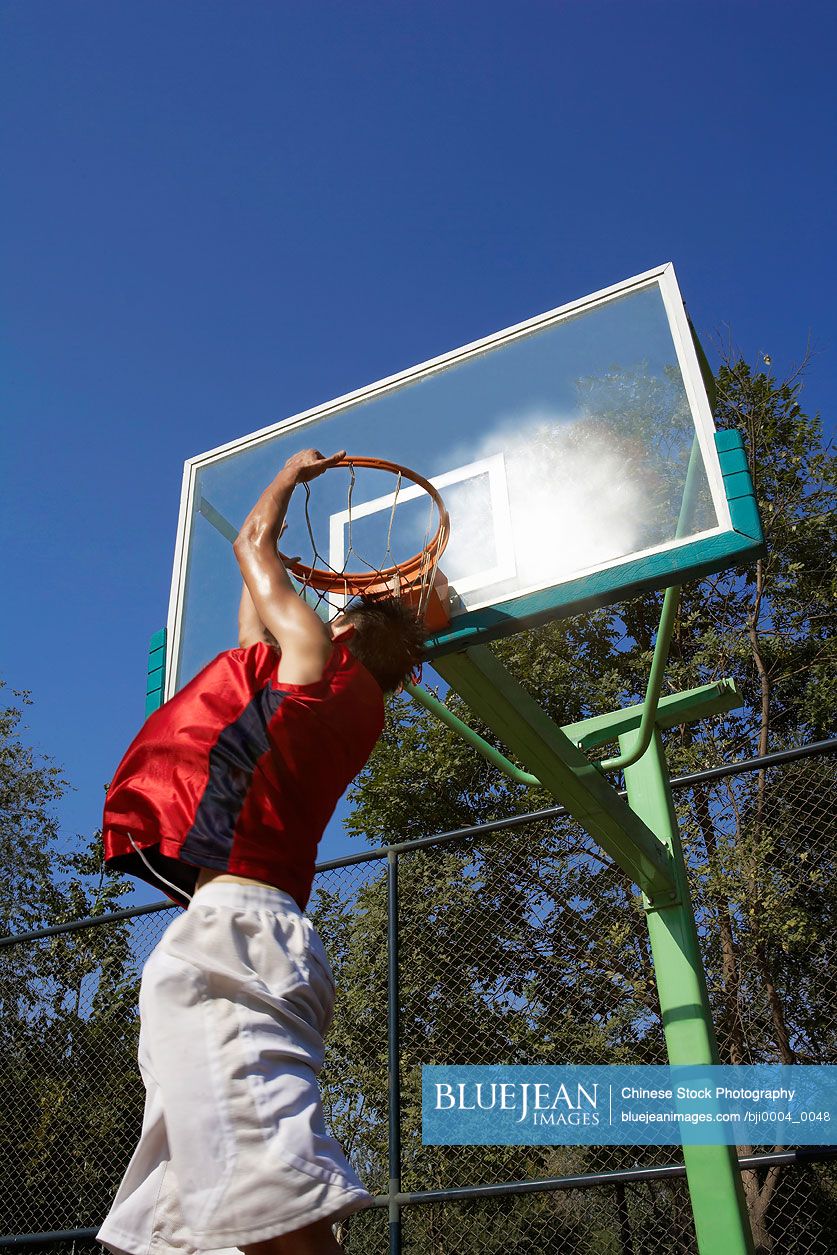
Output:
[
  {"xmin": 0, "ymin": 687, "xmax": 145, "ymax": 1238},
  {"xmin": 0, "ymin": 688, "xmax": 67, "ymax": 938}
]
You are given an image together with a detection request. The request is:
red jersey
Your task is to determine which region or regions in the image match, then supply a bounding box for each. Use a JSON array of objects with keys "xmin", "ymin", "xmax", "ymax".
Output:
[{"xmin": 103, "ymin": 640, "xmax": 384, "ymax": 909}]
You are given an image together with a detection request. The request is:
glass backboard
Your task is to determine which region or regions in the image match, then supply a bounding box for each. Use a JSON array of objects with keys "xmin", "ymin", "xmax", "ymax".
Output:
[{"xmin": 165, "ymin": 263, "xmax": 763, "ymax": 697}]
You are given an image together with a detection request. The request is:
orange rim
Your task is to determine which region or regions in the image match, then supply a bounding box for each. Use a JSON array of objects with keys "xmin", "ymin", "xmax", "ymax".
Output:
[{"xmin": 287, "ymin": 456, "xmax": 450, "ymax": 597}]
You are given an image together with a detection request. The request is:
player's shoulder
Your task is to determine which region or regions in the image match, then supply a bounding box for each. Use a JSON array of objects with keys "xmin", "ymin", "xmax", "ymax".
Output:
[{"xmin": 271, "ymin": 640, "xmax": 381, "ymax": 708}]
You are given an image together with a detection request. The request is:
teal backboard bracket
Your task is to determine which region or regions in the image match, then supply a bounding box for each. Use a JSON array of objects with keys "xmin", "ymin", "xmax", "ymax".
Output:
[{"xmin": 145, "ymin": 628, "xmax": 167, "ymax": 717}]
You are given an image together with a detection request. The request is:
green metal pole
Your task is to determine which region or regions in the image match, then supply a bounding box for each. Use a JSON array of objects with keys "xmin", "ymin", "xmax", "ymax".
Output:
[
  {"xmin": 598, "ymin": 584, "xmax": 681, "ymax": 774},
  {"xmin": 405, "ymin": 680, "xmax": 541, "ymax": 786},
  {"xmin": 600, "ymin": 430, "xmax": 704, "ymax": 774},
  {"xmin": 620, "ymin": 727, "xmax": 754, "ymax": 1255}
]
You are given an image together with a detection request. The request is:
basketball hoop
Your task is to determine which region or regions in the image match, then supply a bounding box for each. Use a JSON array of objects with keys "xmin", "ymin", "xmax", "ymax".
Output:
[{"xmin": 285, "ymin": 456, "xmax": 452, "ymax": 631}]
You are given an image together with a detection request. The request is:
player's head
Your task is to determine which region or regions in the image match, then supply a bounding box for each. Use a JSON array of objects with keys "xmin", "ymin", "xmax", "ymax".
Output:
[{"xmin": 331, "ymin": 596, "xmax": 426, "ymax": 693}]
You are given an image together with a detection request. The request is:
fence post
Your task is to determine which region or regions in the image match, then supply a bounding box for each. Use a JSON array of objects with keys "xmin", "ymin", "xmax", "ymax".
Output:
[
  {"xmin": 387, "ymin": 848, "xmax": 402, "ymax": 1254},
  {"xmin": 614, "ymin": 1182, "xmax": 634, "ymax": 1255}
]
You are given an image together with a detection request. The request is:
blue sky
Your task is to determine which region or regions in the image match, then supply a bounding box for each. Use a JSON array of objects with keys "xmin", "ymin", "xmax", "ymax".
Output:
[{"xmin": 2, "ymin": 1, "xmax": 835, "ymax": 906}]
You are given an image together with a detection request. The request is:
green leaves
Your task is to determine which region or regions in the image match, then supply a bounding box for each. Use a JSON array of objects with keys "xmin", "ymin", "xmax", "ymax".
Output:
[{"xmin": 0, "ymin": 684, "xmax": 145, "ymax": 1236}]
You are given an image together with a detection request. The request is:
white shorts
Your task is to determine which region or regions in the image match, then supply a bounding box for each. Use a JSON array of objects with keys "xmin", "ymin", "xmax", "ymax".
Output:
[{"xmin": 97, "ymin": 880, "xmax": 373, "ymax": 1255}]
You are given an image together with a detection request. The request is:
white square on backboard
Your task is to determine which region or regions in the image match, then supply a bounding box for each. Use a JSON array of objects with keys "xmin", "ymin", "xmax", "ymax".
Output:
[{"xmin": 328, "ymin": 454, "xmax": 516, "ymax": 612}]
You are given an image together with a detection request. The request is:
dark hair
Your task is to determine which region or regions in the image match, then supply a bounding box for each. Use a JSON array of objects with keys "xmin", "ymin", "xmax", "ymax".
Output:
[{"xmin": 343, "ymin": 596, "xmax": 426, "ymax": 693}]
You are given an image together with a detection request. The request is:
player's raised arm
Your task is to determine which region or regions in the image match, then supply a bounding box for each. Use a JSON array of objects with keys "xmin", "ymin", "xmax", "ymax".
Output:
[
  {"xmin": 236, "ymin": 522, "xmax": 298, "ymax": 647},
  {"xmin": 237, "ymin": 581, "xmax": 266, "ymax": 648},
  {"xmin": 233, "ymin": 449, "xmax": 346, "ymax": 684}
]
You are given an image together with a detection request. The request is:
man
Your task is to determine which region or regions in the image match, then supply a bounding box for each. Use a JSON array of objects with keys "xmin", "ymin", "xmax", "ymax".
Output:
[{"xmin": 98, "ymin": 449, "xmax": 426, "ymax": 1255}]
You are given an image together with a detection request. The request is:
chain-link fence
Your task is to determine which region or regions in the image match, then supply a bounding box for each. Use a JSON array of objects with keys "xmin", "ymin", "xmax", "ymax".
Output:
[{"xmin": 1, "ymin": 741, "xmax": 835, "ymax": 1254}]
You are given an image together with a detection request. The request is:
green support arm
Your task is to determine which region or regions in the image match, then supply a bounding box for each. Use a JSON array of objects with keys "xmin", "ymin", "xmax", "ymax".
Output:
[
  {"xmin": 434, "ymin": 646, "xmax": 676, "ymax": 901},
  {"xmin": 563, "ymin": 678, "xmax": 742, "ymax": 749},
  {"xmin": 408, "ymin": 676, "xmax": 743, "ymax": 785},
  {"xmin": 597, "ymin": 583, "xmax": 682, "ymax": 773},
  {"xmin": 405, "ymin": 681, "xmax": 540, "ymax": 786}
]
